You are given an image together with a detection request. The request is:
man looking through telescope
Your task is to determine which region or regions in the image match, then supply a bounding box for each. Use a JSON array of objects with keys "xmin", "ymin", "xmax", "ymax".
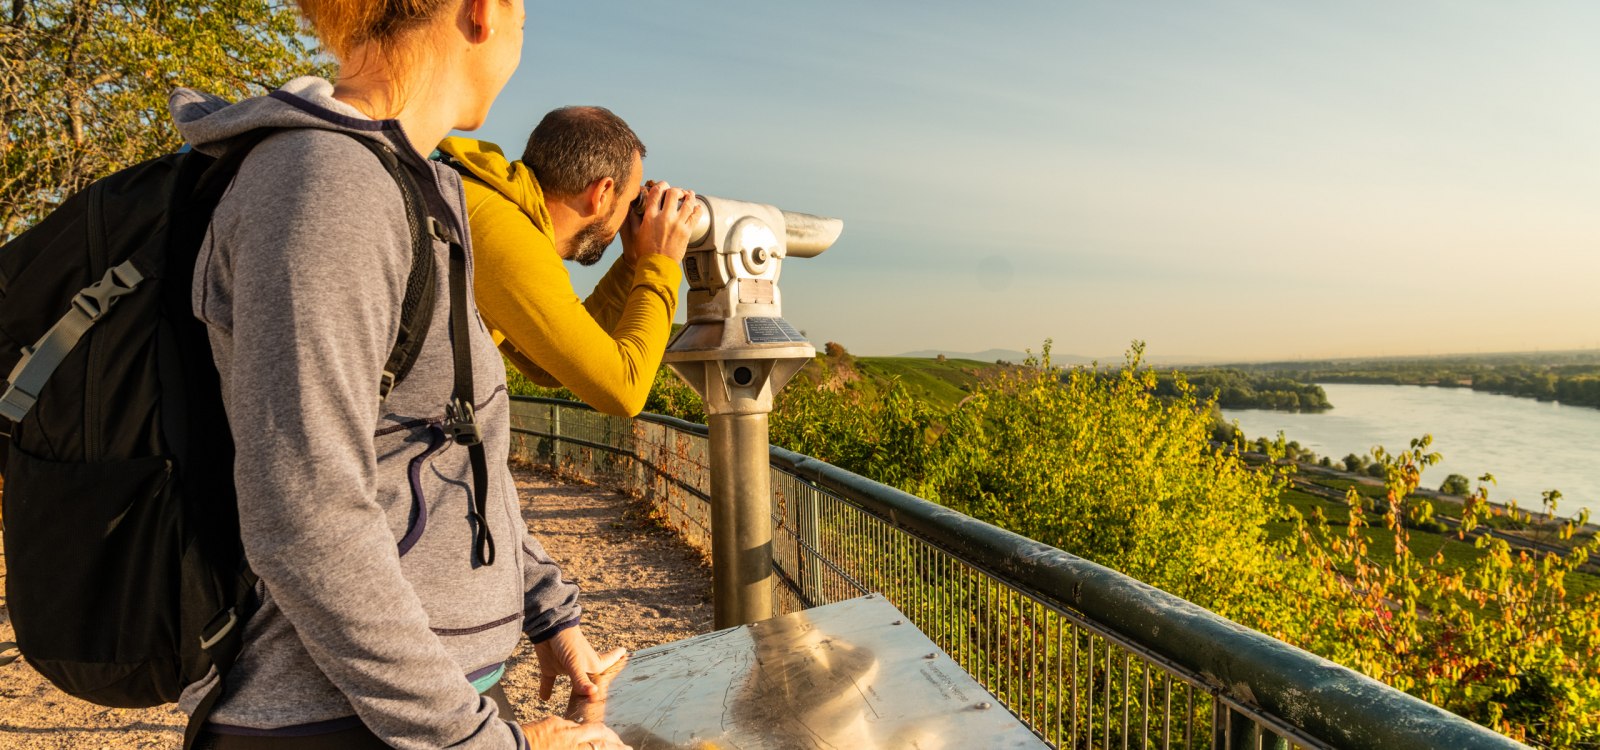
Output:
[{"xmin": 437, "ymin": 106, "xmax": 700, "ymax": 416}]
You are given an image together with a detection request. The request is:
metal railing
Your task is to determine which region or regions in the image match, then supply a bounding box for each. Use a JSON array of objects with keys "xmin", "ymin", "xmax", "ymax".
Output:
[{"xmin": 506, "ymin": 396, "xmax": 1527, "ymax": 750}]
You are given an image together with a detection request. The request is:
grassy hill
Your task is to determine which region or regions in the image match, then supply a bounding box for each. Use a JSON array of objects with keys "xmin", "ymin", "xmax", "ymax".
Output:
[
  {"xmin": 793, "ymin": 349, "xmax": 1009, "ymax": 410},
  {"xmin": 853, "ymin": 357, "xmax": 996, "ymax": 407}
]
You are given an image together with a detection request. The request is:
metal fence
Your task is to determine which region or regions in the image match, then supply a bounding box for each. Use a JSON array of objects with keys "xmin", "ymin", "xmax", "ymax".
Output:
[{"xmin": 506, "ymin": 396, "xmax": 1527, "ymax": 750}]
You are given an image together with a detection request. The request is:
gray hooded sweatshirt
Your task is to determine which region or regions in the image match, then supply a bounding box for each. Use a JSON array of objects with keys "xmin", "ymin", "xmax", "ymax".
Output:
[{"xmin": 170, "ymin": 77, "xmax": 580, "ymax": 749}]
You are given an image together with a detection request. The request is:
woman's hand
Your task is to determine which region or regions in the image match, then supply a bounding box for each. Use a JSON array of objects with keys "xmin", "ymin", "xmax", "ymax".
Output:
[
  {"xmin": 519, "ymin": 716, "xmax": 630, "ymax": 750},
  {"xmin": 535, "ymin": 626, "xmax": 628, "ymax": 700}
]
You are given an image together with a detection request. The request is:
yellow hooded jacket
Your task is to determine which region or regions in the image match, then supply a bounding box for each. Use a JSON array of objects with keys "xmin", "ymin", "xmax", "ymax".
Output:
[{"xmin": 437, "ymin": 137, "xmax": 681, "ymax": 416}]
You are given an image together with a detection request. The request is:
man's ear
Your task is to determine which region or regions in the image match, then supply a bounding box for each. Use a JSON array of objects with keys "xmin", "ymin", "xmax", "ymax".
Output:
[{"xmin": 585, "ymin": 176, "xmax": 618, "ymax": 218}]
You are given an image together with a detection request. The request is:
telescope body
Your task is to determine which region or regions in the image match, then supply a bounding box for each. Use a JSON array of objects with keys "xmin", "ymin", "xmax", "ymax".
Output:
[
  {"xmin": 661, "ymin": 193, "xmax": 841, "ymax": 630},
  {"xmin": 665, "ymin": 195, "xmax": 840, "ymax": 416}
]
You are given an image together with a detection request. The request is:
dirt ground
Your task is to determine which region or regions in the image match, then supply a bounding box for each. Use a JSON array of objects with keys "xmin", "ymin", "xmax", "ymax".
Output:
[{"xmin": 0, "ymin": 464, "xmax": 712, "ymax": 748}]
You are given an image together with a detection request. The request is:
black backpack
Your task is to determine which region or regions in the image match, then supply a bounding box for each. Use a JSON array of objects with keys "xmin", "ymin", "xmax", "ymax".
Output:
[{"xmin": 0, "ymin": 128, "xmax": 490, "ymax": 746}]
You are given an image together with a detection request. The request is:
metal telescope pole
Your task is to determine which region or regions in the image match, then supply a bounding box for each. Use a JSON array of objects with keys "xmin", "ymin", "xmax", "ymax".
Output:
[{"xmin": 708, "ymin": 413, "xmax": 774, "ymax": 628}]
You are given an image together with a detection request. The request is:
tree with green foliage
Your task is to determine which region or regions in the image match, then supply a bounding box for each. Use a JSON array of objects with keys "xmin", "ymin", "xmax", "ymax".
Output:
[
  {"xmin": 954, "ymin": 343, "xmax": 1290, "ymax": 611},
  {"xmin": 1156, "ymin": 368, "xmax": 1331, "ymax": 412},
  {"xmin": 765, "ymin": 341, "xmax": 1291, "ymax": 615},
  {"xmin": 1, "ymin": 0, "xmax": 325, "ymax": 238},
  {"xmin": 1440, "ymin": 473, "xmax": 1472, "ymax": 496}
]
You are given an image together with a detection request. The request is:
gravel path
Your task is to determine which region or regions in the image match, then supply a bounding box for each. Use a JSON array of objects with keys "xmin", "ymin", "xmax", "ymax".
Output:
[{"xmin": 0, "ymin": 463, "xmax": 712, "ymax": 748}]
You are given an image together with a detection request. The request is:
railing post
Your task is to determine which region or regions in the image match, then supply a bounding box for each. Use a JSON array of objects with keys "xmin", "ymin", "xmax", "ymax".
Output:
[
  {"xmin": 800, "ymin": 484, "xmax": 823, "ymax": 606},
  {"xmin": 1212, "ymin": 701, "xmax": 1227, "ymax": 749},
  {"xmin": 550, "ymin": 402, "xmax": 560, "ymax": 465},
  {"xmin": 1213, "ymin": 702, "xmax": 1259, "ymax": 750}
]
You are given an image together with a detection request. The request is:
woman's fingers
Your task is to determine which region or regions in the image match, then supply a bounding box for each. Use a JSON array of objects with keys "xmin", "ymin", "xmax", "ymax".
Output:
[
  {"xmin": 595, "ymin": 647, "xmax": 628, "ymax": 673},
  {"xmin": 519, "ymin": 716, "xmax": 632, "ymax": 750}
]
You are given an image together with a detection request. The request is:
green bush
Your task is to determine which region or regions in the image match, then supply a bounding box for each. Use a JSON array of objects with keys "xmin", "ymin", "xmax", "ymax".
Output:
[{"xmin": 1440, "ymin": 473, "xmax": 1472, "ymax": 496}]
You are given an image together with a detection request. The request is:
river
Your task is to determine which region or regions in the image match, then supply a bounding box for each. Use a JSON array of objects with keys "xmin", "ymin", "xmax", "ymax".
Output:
[{"xmin": 1221, "ymin": 383, "xmax": 1600, "ymax": 522}]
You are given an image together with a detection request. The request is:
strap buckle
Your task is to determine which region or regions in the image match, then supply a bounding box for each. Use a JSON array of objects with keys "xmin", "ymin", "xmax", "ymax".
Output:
[
  {"xmin": 198, "ymin": 607, "xmax": 238, "ymax": 652},
  {"xmin": 444, "ymin": 397, "xmax": 481, "ymax": 446},
  {"xmin": 0, "ymin": 261, "xmax": 144, "ymax": 422},
  {"xmin": 72, "ymin": 263, "xmax": 145, "ymax": 323},
  {"xmin": 427, "ymin": 216, "xmax": 459, "ymax": 245}
]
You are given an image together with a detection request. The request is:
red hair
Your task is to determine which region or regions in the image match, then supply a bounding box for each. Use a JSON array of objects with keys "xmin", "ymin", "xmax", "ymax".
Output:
[{"xmin": 294, "ymin": 0, "xmax": 457, "ymax": 63}]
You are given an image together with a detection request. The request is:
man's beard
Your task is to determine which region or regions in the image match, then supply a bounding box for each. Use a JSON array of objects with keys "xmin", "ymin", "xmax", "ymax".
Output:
[{"xmin": 570, "ymin": 216, "xmax": 614, "ymax": 267}]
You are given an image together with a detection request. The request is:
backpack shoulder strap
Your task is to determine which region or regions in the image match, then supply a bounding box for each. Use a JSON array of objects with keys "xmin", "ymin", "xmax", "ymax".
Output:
[
  {"xmin": 425, "ymin": 152, "xmax": 496, "ymax": 567},
  {"xmin": 429, "ymin": 216, "xmax": 495, "ymax": 568},
  {"xmin": 353, "ymin": 140, "xmax": 437, "ymax": 401},
  {"xmin": 366, "ymin": 145, "xmax": 496, "ymax": 564}
]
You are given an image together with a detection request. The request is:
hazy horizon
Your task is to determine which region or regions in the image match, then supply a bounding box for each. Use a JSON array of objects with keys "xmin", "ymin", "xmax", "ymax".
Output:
[
  {"xmin": 468, "ymin": 1, "xmax": 1600, "ymax": 361},
  {"xmin": 893, "ymin": 344, "xmax": 1600, "ymax": 365}
]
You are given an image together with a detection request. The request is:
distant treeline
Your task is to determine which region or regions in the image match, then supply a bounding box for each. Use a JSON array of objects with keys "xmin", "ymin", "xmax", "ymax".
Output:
[
  {"xmin": 1150, "ymin": 369, "xmax": 1332, "ymax": 412},
  {"xmin": 1316, "ymin": 367, "xmax": 1600, "ymax": 409},
  {"xmin": 1213, "ymin": 352, "xmax": 1600, "ymax": 410}
]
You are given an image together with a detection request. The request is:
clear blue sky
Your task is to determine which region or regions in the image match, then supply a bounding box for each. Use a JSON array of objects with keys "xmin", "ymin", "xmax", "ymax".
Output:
[{"xmin": 464, "ymin": 0, "xmax": 1600, "ymax": 361}]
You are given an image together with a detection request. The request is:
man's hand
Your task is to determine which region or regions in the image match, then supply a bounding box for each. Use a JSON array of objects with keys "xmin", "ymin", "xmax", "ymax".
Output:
[
  {"xmin": 519, "ymin": 716, "xmax": 630, "ymax": 750},
  {"xmin": 620, "ymin": 181, "xmax": 702, "ymax": 264},
  {"xmin": 535, "ymin": 625, "xmax": 628, "ymax": 701}
]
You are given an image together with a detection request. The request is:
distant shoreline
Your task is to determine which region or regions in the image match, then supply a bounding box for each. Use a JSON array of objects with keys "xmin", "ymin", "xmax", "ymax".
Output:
[{"xmin": 1309, "ymin": 377, "xmax": 1600, "ymax": 412}]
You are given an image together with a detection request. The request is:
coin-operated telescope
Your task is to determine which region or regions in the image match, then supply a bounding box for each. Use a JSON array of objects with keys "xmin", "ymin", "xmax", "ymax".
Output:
[{"xmin": 660, "ymin": 195, "xmax": 841, "ymax": 629}]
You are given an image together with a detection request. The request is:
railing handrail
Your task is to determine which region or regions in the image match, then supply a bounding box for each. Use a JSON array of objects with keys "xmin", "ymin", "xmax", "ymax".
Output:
[{"xmin": 511, "ymin": 395, "xmax": 1527, "ymax": 750}]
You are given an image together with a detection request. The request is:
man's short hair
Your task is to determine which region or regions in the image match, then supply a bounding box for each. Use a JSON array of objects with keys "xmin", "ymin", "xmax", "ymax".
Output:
[{"xmin": 523, "ymin": 106, "xmax": 647, "ymax": 198}]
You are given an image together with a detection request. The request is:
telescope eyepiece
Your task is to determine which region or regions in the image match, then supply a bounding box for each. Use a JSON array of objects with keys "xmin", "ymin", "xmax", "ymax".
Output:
[{"xmin": 630, "ymin": 182, "xmax": 712, "ymax": 247}]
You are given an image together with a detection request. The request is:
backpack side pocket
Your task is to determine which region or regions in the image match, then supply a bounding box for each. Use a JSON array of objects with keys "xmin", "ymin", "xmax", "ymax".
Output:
[{"xmin": 2, "ymin": 447, "xmax": 181, "ymax": 706}]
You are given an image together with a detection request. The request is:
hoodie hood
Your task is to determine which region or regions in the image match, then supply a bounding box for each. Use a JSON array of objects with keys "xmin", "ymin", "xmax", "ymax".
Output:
[
  {"xmin": 170, "ymin": 76, "xmax": 419, "ymax": 163},
  {"xmin": 436, "ymin": 137, "xmax": 554, "ymax": 242}
]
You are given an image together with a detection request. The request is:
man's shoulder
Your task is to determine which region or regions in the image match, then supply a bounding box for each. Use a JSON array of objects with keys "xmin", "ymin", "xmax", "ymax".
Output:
[
  {"xmin": 456, "ymin": 172, "xmax": 504, "ymax": 206},
  {"xmin": 459, "ymin": 178, "xmax": 553, "ymax": 242},
  {"xmin": 461, "ymin": 182, "xmax": 565, "ymax": 295}
]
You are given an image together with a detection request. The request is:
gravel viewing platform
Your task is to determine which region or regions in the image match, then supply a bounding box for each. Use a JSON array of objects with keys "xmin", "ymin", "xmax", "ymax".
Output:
[{"xmin": 0, "ymin": 464, "xmax": 713, "ymax": 748}]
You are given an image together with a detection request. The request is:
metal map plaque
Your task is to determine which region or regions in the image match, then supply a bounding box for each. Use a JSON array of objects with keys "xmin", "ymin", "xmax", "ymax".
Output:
[
  {"xmin": 593, "ymin": 595, "xmax": 1048, "ymax": 749},
  {"xmin": 743, "ymin": 317, "xmax": 808, "ymax": 345}
]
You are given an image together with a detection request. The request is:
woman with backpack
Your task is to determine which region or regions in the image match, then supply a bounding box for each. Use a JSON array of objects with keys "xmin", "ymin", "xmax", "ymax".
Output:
[{"xmin": 167, "ymin": 0, "xmax": 632, "ymax": 747}]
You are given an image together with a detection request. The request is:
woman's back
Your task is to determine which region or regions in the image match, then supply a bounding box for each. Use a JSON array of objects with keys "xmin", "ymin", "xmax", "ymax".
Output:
[{"xmin": 175, "ymin": 77, "xmax": 577, "ymax": 749}]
